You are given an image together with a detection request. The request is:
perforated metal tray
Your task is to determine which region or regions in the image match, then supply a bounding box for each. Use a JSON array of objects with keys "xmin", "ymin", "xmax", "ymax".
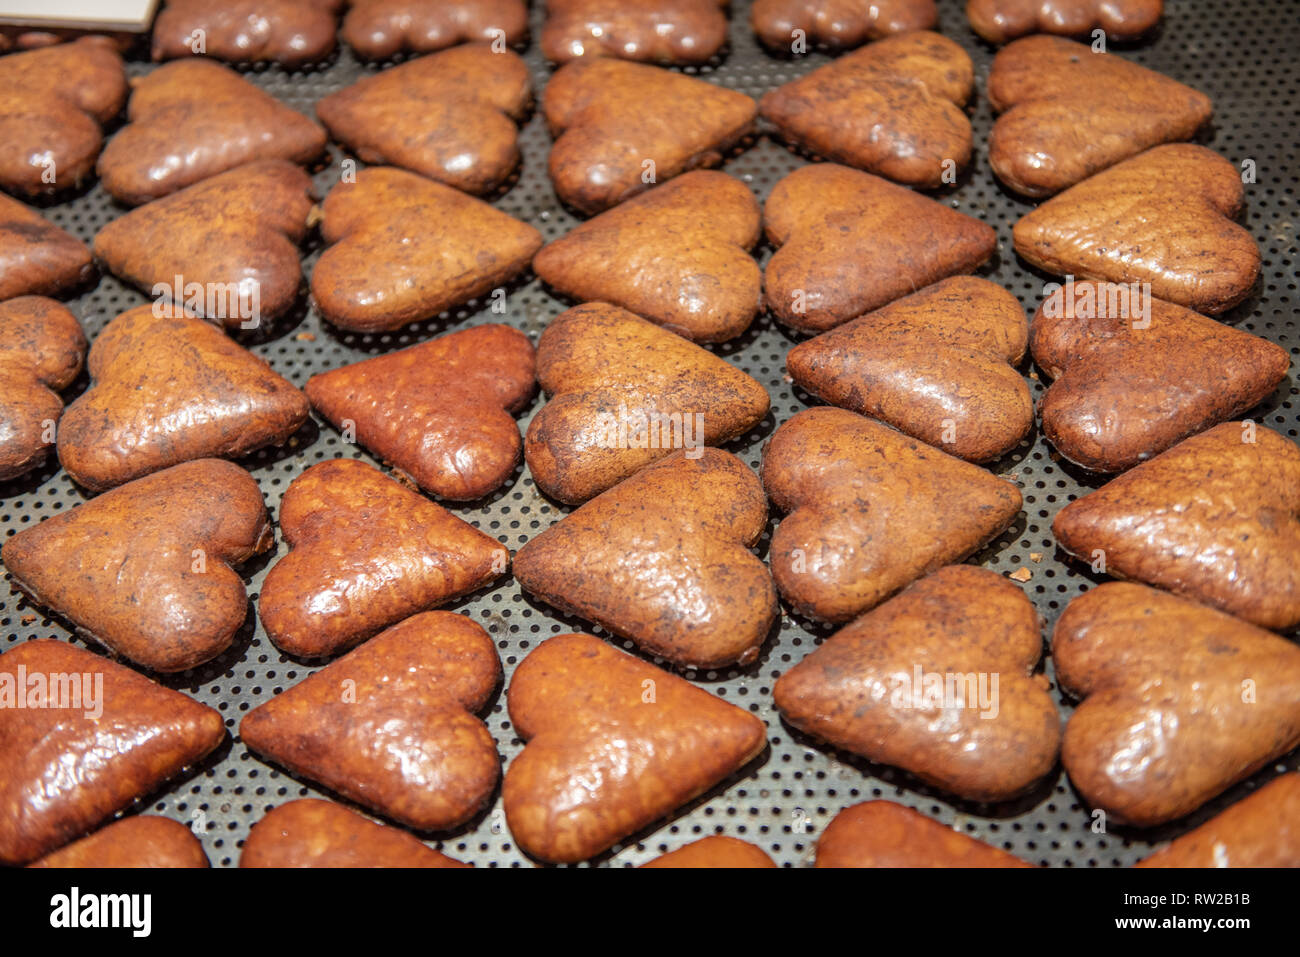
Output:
[{"xmin": 2, "ymin": 0, "xmax": 1296, "ymax": 868}]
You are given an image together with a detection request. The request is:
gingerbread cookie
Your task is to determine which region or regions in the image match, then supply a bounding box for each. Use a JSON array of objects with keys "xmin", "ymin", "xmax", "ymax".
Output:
[
  {"xmin": 343, "ymin": 0, "xmax": 529, "ymax": 59},
  {"xmin": 816, "ymin": 801, "xmax": 1032, "ymax": 867},
  {"xmin": 151, "ymin": 0, "xmax": 342, "ymax": 66},
  {"xmin": 240, "ymin": 799, "xmax": 469, "ymax": 867},
  {"xmin": 542, "ymin": 0, "xmax": 728, "ymax": 65}
]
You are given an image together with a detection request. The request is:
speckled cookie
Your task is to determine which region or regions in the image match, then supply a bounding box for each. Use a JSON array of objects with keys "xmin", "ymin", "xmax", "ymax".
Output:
[
  {"xmin": 752, "ymin": 0, "xmax": 938, "ymax": 51},
  {"xmin": 343, "ymin": 0, "xmax": 529, "ymax": 59},
  {"xmin": 1136, "ymin": 774, "xmax": 1300, "ymax": 868},
  {"xmin": 542, "ymin": 0, "xmax": 729, "ymax": 65},
  {"xmin": 29, "ymin": 816, "xmax": 209, "ymax": 868},
  {"xmin": 0, "ymin": 194, "xmax": 94, "ymax": 301},
  {"xmin": 816, "ymin": 801, "xmax": 1033, "ymax": 867},
  {"xmin": 640, "ymin": 836, "xmax": 777, "ymax": 868},
  {"xmin": 151, "ymin": 0, "xmax": 342, "ymax": 66},
  {"xmin": 968, "ymin": 0, "xmax": 1163, "ymax": 44}
]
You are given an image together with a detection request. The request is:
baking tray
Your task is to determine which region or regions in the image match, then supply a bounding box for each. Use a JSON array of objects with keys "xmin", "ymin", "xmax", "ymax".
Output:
[{"xmin": 2, "ymin": 0, "xmax": 1296, "ymax": 867}]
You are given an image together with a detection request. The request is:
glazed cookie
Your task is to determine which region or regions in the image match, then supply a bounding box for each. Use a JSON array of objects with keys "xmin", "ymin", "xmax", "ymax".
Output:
[
  {"xmin": 29, "ymin": 816, "xmax": 209, "ymax": 869},
  {"xmin": 542, "ymin": 0, "xmax": 728, "ymax": 65},
  {"xmin": 640, "ymin": 836, "xmax": 777, "ymax": 868},
  {"xmin": 0, "ymin": 194, "xmax": 94, "ymax": 301},
  {"xmin": 751, "ymin": 0, "xmax": 938, "ymax": 51},
  {"xmin": 152, "ymin": 0, "xmax": 342, "ymax": 66},
  {"xmin": 968, "ymin": 0, "xmax": 1163, "ymax": 44},
  {"xmin": 816, "ymin": 802, "xmax": 1032, "ymax": 867},
  {"xmin": 240, "ymin": 800, "xmax": 469, "ymax": 867},
  {"xmin": 343, "ymin": 0, "xmax": 529, "ymax": 59},
  {"xmin": 1136, "ymin": 774, "xmax": 1300, "ymax": 868}
]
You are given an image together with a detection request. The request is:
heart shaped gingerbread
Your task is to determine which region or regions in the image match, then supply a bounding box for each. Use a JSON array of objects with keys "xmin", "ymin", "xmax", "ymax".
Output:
[
  {"xmin": 1053, "ymin": 421, "xmax": 1300, "ymax": 630},
  {"xmin": 776, "ymin": 565, "xmax": 1060, "ymax": 802},
  {"xmin": 343, "ymin": 0, "xmax": 528, "ymax": 59},
  {"xmin": 242, "ymin": 611, "xmax": 500, "ymax": 831},
  {"xmin": 151, "ymin": 0, "xmax": 341, "ymax": 66},
  {"xmin": 1054, "ymin": 582, "xmax": 1300, "ymax": 826},
  {"xmin": 1013, "ymin": 144, "xmax": 1260, "ymax": 315},
  {"xmin": 787, "ymin": 276, "xmax": 1032, "ymax": 462},
  {"xmin": 0, "ymin": 639, "xmax": 224, "ymax": 864},
  {"xmin": 240, "ymin": 799, "xmax": 469, "ymax": 867},
  {"xmin": 524, "ymin": 302, "xmax": 770, "ymax": 503},
  {"xmin": 504, "ymin": 633, "xmax": 767, "ymax": 862},
  {"xmin": 258, "ymin": 458, "xmax": 507, "ymax": 658},
  {"xmin": 98, "ymin": 60, "xmax": 327, "ymax": 205},
  {"xmin": 532, "ymin": 171, "xmax": 762, "ymax": 342},
  {"xmin": 29, "ymin": 816, "xmax": 209, "ymax": 868},
  {"xmin": 542, "ymin": 0, "xmax": 728, "ymax": 65},
  {"xmin": 751, "ymin": 0, "xmax": 937, "ymax": 51},
  {"xmin": 816, "ymin": 801, "xmax": 1032, "ymax": 867},
  {"xmin": 760, "ymin": 31, "xmax": 974, "ymax": 188},
  {"xmin": 514, "ymin": 448, "xmax": 777, "ymax": 668},
  {"xmin": 57, "ymin": 305, "xmax": 309, "ymax": 492},
  {"xmin": 640, "ymin": 836, "xmax": 776, "ymax": 868},
  {"xmin": 545, "ymin": 58, "xmax": 757, "ymax": 215},
  {"xmin": 1032, "ymin": 281, "xmax": 1290, "ymax": 472},
  {"xmin": 306, "ymin": 324, "xmax": 535, "ymax": 501},
  {"xmin": 310, "ymin": 166, "xmax": 542, "ymax": 332},
  {"xmin": 762, "ymin": 407, "xmax": 1023, "ymax": 623},
  {"xmin": 0, "ymin": 193, "xmax": 93, "ymax": 300},
  {"xmin": 967, "ymin": 0, "xmax": 1163, "ymax": 44},
  {"xmin": 0, "ymin": 297, "xmax": 86, "ymax": 481},
  {"xmin": 765, "ymin": 163, "xmax": 996, "ymax": 333}
]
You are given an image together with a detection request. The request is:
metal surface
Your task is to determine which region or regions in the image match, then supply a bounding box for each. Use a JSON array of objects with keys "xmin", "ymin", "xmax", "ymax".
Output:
[{"xmin": 2, "ymin": 0, "xmax": 1297, "ymax": 868}]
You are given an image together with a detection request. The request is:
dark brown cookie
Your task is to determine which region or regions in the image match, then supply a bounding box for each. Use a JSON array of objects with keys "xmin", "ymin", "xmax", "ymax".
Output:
[
  {"xmin": 760, "ymin": 31, "xmax": 973, "ymax": 188},
  {"xmin": 532, "ymin": 171, "xmax": 762, "ymax": 342},
  {"xmin": 242, "ymin": 612, "xmax": 500, "ymax": 831},
  {"xmin": 542, "ymin": 0, "xmax": 728, "ymax": 65},
  {"xmin": 0, "ymin": 37, "xmax": 127, "ymax": 195},
  {"xmin": 310, "ymin": 166, "xmax": 542, "ymax": 332},
  {"xmin": 57, "ymin": 305, "xmax": 309, "ymax": 492},
  {"xmin": 306, "ymin": 324, "xmax": 536, "ymax": 500},
  {"xmin": 765, "ymin": 163, "xmax": 996, "ymax": 333},
  {"xmin": 0, "ymin": 639, "xmax": 224, "ymax": 865},
  {"xmin": 343, "ymin": 0, "xmax": 529, "ymax": 59},
  {"xmin": 762, "ymin": 407, "xmax": 1023, "ymax": 623},
  {"xmin": 0, "ymin": 297, "xmax": 86, "ymax": 481},
  {"xmin": 29, "ymin": 816, "xmax": 208, "ymax": 868},
  {"xmin": 640, "ymin": 836, "xmax": 777, "ymax": 868},
  {"xmin": 97, "ymin": 60, "xmax": 327, "ymax": 205},
  {"xmin": 968, "ymin": 0, "xmax": 1163, "ymax": 44},
  {"xmin": 752, "ymin": 0, "xmax": 938, "ymax": 51},
  {"xmin": 317, "ymin": 44, "xmax": 531, "ymax": 195},
  {"xmin": 544, "ymin": 58, "xmax": 757, "ymax": 215},
  {"xmin": 151, "ymin": 0, "xmax": 342, "ymax": 66},
  {"xmin": 1054, "ymin": 583, "xmax": 1300, "ymax": 826},
  {"xmin": 1, "ymin": 459, "xmax": 273, "ymax": 672},
  {"xmin": 1032, "ymin": 281, "xmax": 1290, "ymax": 472},
  {"xmin": 0, "ymin": 193, "xmax": 94, "ymax": 301},
  {"xmin": 1053, "ymin": 422, "xmax": 1300, "ymax": 631},
  {"xmin": 816, "ymin": 801, "xmax": 1032, "ymax": 867},
  {"xmin": 1136, "ymin": 774, "xmax": 1300, "ymax": 868},
  {"xmin": 93, "ymin": 160, "xmax": 315, "ymax": 329},
  {"xmin": 504, "ymin": 633, "xmax": 767, "ymax": 862},
  {"xmin": 524, "ymin": 302, "xmax": 770, "ymax": 503},
  {"xmin": 514, "ymin": 449, "xmax": 777, "ymax": 669},
  {"xmin": 1013, "ymin": 144, "xmax": 1260, "ymax": 315},
  {"xmin": 258, "ymin": 458, "xmax": 508, "ymax": 659},
  {"xmin": 989, "ymin": 37, "xmax": 1212, "ymax": 197},
  {"xmin": 240, "ymin": 799, "xmax": 470, "ymax": 867},
  {"xmin": 776, "ymin": 565, "xmax": 1059, "ymax": 802},
  {"xmin": 787, "ymin": 276, "xmax": 1032, "ymax": 462}
]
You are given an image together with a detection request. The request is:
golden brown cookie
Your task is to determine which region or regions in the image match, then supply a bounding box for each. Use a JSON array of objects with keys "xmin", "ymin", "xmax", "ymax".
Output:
[
  {"xmin": 0, "ymin": 37, "xmax": 127, "ymax": 195},
  {"xmin": 776, "ymin": 565, "xmax": 1059, "ymax": 802},
  {"xmin": 1, "ymin": 460, "xmax": 273, "ymax": 672},
  {"xmin": 258, "ymin": 458, "xmax": 507, "ymax": 659},
  {"xmin": 968, "ymin": 0, "xmax": 1163, "ymax": 44},
  {"xmin": 1054, "ymin": 583, "xmax": 1300, "ymax": 826},
  {"xmin": 310, "ymin": 166, "xmax": 542, "ymax": 332},
  {"xmin": 760, "ymin": 32, "xmax": 973, "ymax": 188},
  {"xmin": 765, "ymin": 163, "xmax": 996, "ymax": 333},
  {"xmin": 0, "ymin": 193, "xmax": 94, "ymax": 301},
  {"xmin": 1013, "ymin": 144, "xmax": 1259, "ymax": 315},
  {"xmin": 317, "ymin": 44, "xmax": 531, "ymax": 195},
  {"xmin": 343, "ymin": 0, "xmax": 529, "ymax": 59},
  {"xmin": 240, "ymin": 799, "xmax": 470, "ymax": 867},
  {"xmin": 1053, "ymin": 422, "xmax": 1300, "ymax": 631},
  {"xmin": 816, "ymin": 801, "xmax": 1032, "ymax": 867},
  {"xmin": 0, "ymin": 639, "xmax": 224, "ymax": 865},
  {"xmin": 98, "ymin": 60, "xmax": 327, "ymax": 206},
  {"xmin": 1136, "ymin": 774, "xmax": 1300, "ymax": 868},
  {"xmin": 0, "ymin": 27, "xmax": 135, "ymax": 53},
  {"xmin": 151, "ymin": 0, "xmax": 342, "ymax": 66},
  {"xmin": 93, "ymin": 161, "xmax": 314, "ymax": 329},
  {"xmin": 542, "ymin": 0, "xmax": 728, "ymax": 65},
  {"xmin": 533, "ymin": 172, "xmax": 761, "ymax": 342},
  {"xmin": 306, "ymin": 324, "xmax": 536, "ymax": 500},
  {"xmin": 524, "ymin": 303, "xmax": 770, "ymax": 503},
  {"xmin": 504, "ymin": 633, "xmax": 767, "ymax": 862},
  {"xmin": 0, "ymin": 297, "xmax": 86, "ymax": 481},
  {"xmin": 514, "ymin": 449, "xmax": 777, "ymax": 669},
  {"xmin": 545, "ymin": 58, "xmax": 758, "ymax": 215},
  {"xmin": 56, "ymin": 305, "xmax": 309, "ymax": 492},
  {"xmin": 242, "ymin": 612, "xmax": 500, "ymax": 831},
  {"xmin": 787, "ymin": 276, "xmax": 1031, "ymax": 463},
  {"xmin": 752, "ymin": 0, "xmax": 938, "ymax": 50},
  {"xmin": 29, "ymin": 816, "xmax": 209, "ymax": 868},
  {"xmin": 762, "ymin": 407, "xmax": 1023, "ymax": 623},
  {"xmin": 989, "ymin": 37, "xmax": 1211, "ymax": 197},
  {"xmin": 1032, "ymin": 281, "xmax": 1290, "ymax": 473},
  {"xmin": 640, "ymin": 836, "xmax": 777, "ymax": 868}
]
